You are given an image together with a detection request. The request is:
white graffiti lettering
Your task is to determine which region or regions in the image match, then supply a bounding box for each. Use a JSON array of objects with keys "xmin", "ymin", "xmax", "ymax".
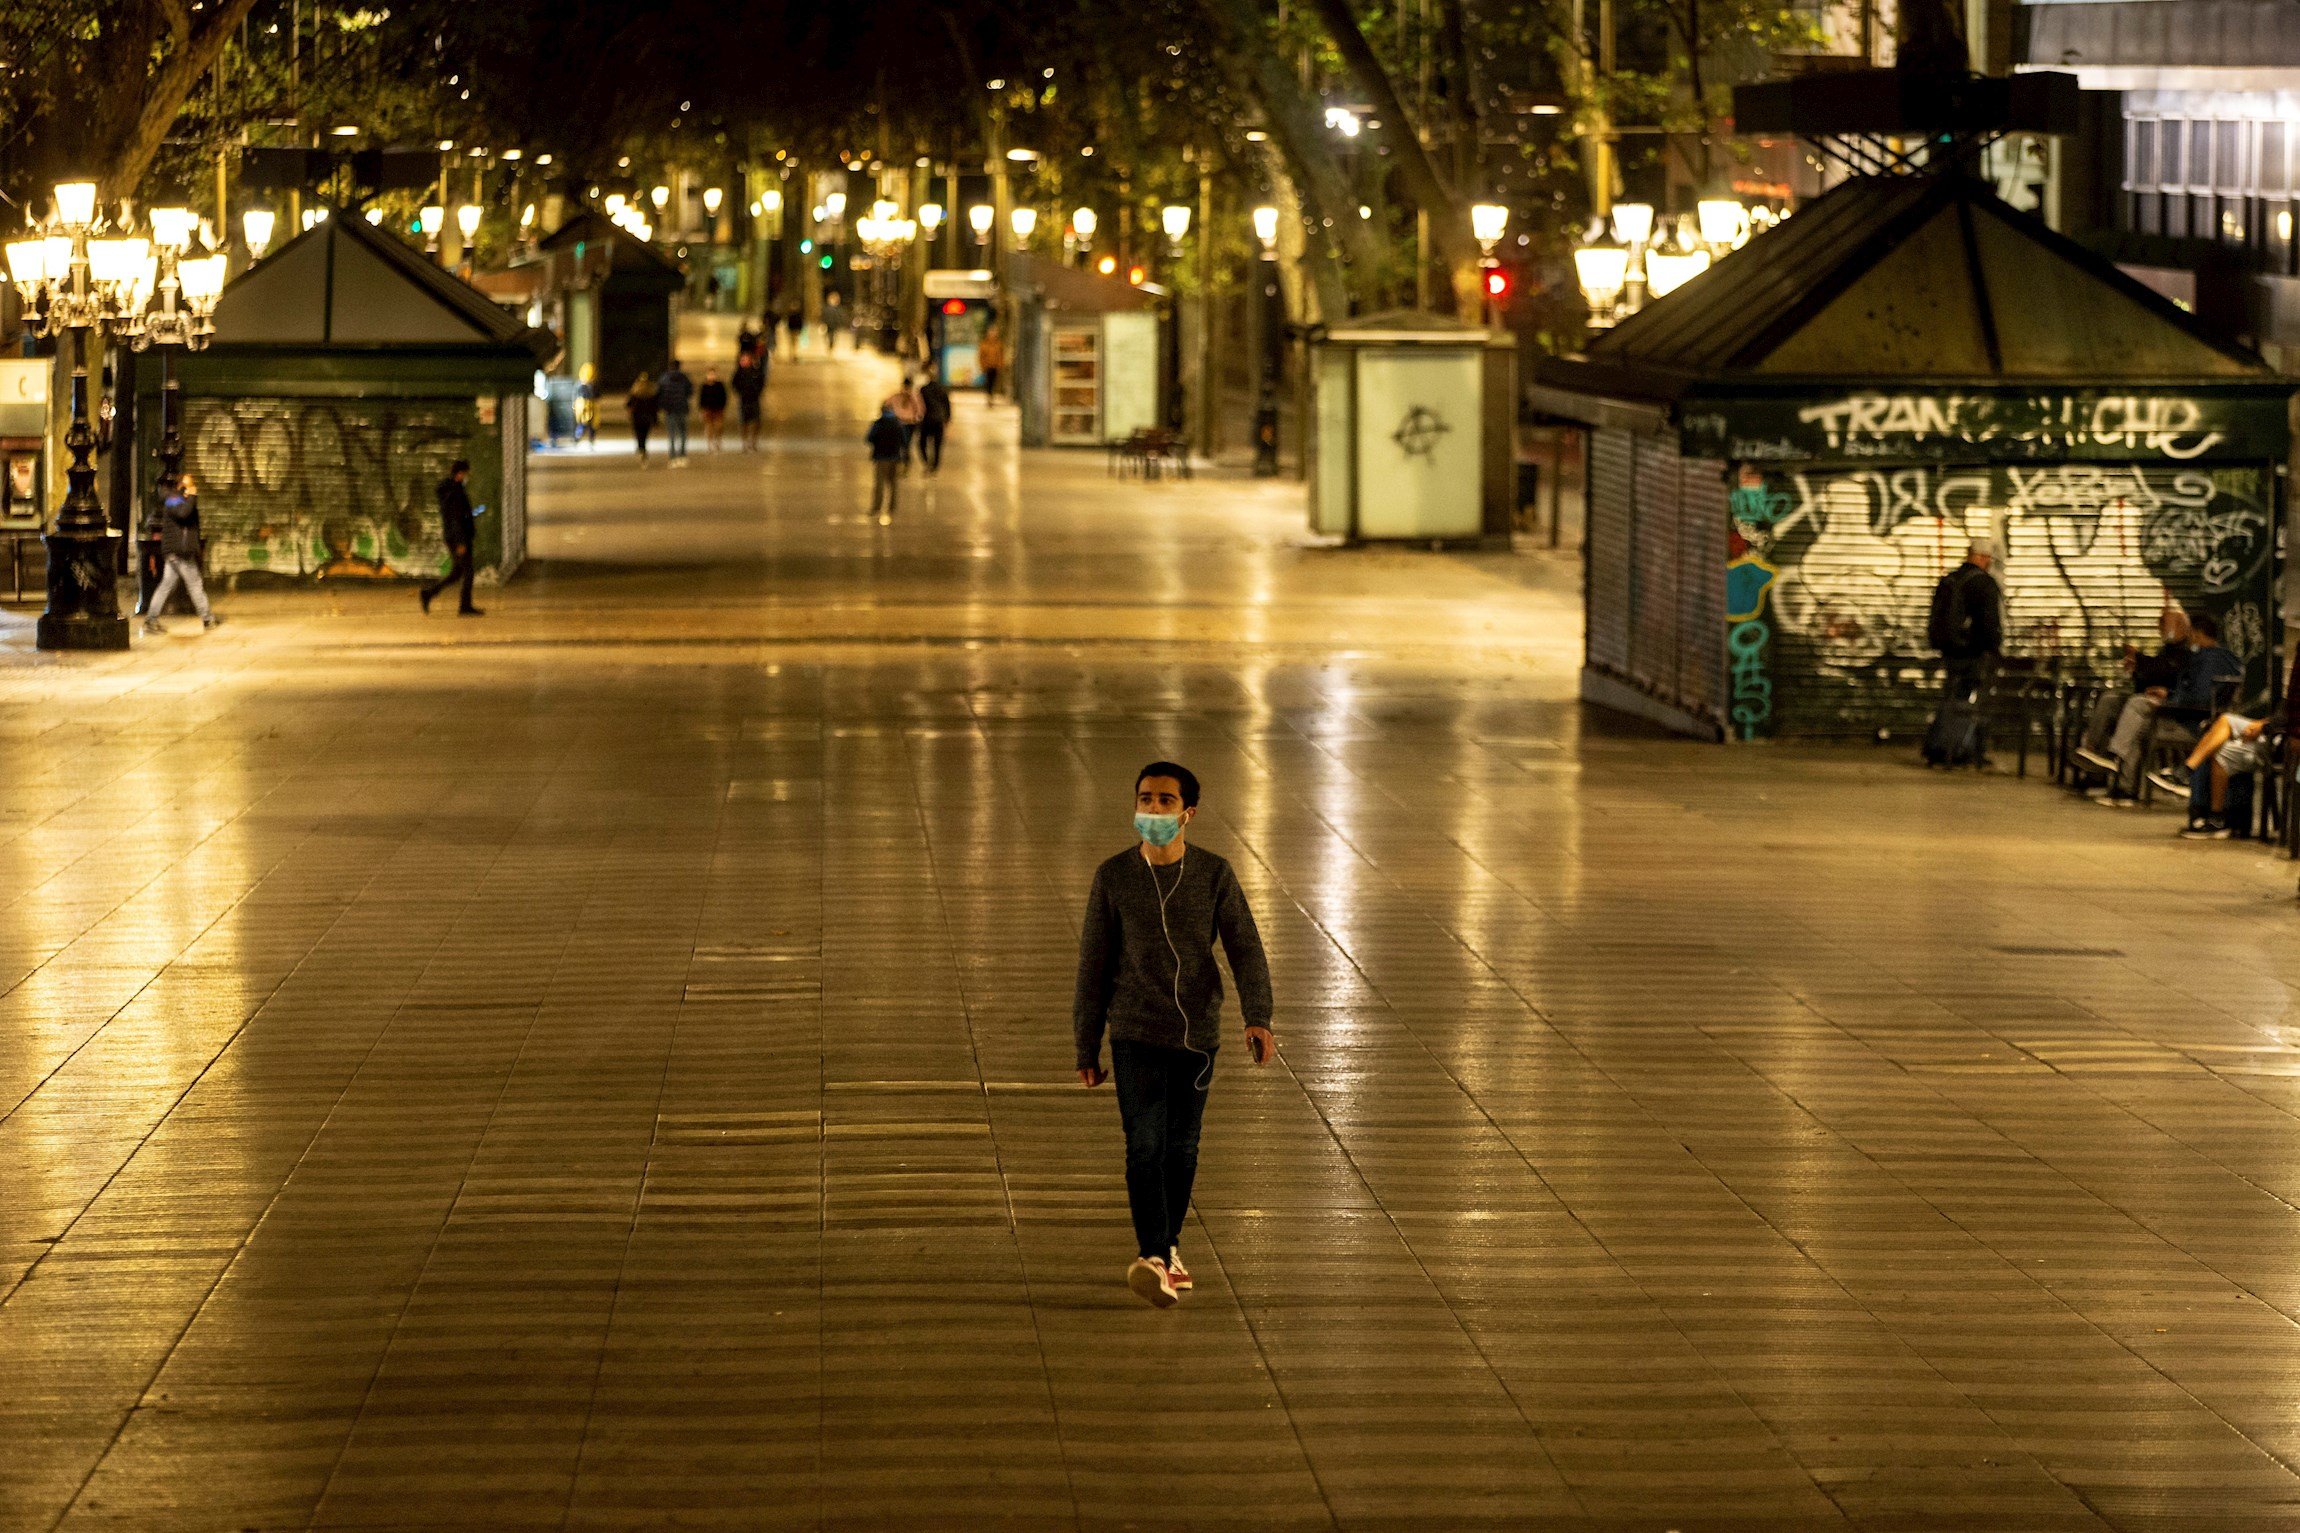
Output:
[{"xmin": 1794, "ymin": 392, "xmax": 2227, "ymax": 460}]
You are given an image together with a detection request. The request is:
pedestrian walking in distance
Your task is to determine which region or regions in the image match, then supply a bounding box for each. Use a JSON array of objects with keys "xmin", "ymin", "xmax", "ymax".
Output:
[
  {"xmin": 866, "ymin": 405, "xmax": 905, "ymax": 522},
  {"xmin": 698, "ymin": 367, "xmax": 729, "ymax": 453},
  {"xmin": 885, "ymin": 375, "xmax": 925, "ymax": 472},
  {"xmin": 658, "ymin": 358, "xmax": 694, "ymax": 464},
  {"xmin": 1074, "ymin": 762, "xmax": 1275, "ymax": 1308},
  {"xmin": 142, "ymin": 471, "xmax": 224, "ymax": 635},
  {"xmin": 627, "ymin": 372, "xmax": 659, "ymax": 463},
  {"xmin": 917, "ymin": 374, "xmax": 951, "ymax": 472},
  {"xmin": 419, "ymin": 458, "xmax": 484, "ymax": 616},
  {"xmin": 734, "ymin": 351, "xmax": 767, "ymax": 451}
]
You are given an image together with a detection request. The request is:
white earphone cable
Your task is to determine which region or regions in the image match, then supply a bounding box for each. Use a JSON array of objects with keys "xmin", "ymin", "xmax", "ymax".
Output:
[{"xmin": 1146, "ymin": 849, "xmax": 1214, "ymax": 1092}]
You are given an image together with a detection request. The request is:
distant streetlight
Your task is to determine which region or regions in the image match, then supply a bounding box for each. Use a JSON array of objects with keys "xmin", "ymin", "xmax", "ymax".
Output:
[
  {"xmin": 455, "ymin": 204, "xmax": 481, "ymax": 240},
  {"xmin": 1071, "ymin": 207, "xmax": 1097, "ymax": 240},
  {"xmin": 967, "ymin": 203, "xmax": 994, "ymax": 242},
  {"xmin": 702, "ymin": 186, "xmax": 723, "ymax": 217},
  {"xmin": 1161, "ymin": 204, "xmax": 1191, "ymax": 250},
  {"xmin": 824, "ymin": 191, "xmax": 847, "ymax": 221},
  {"xmin": 1610, "ymin": 201, "xmax": 1654, "ymax": 247},
  {"xmin": 418, "ymin": 205, "xmax": 444, "ymax": 236},
  {"xmin": 762, "ymin": 188, "xmax": 783, "ymax": 216},
  {"xmin": 604, "ymin": 193, "xmax": 627, "ymax": 217},
  {"xmin": 1010, "ymin": 206, "xmax": 1037, "ymax": 243},
  {"xmin": 241, "ymin": 207, "xmax": 276, "ymax": 258},
  {"xmin": 1251, "ymin": 205, "xmax": 1279, "ymax": 251},
  {"xmin": 1471, "ymin": 203, "xmax": 1509, "ymax": 254},
  {"xmin": 650, "ymin": 184, "xmax": 670, "ymax": 212},
  {"xmin": 919, "ymin": 202, "xmax": 945, "ymax": 233}
]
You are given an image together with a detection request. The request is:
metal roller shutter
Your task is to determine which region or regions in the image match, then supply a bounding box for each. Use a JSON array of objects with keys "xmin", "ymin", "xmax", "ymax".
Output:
[{"xmin": 1586, "ymin": 429, "xmax": 1634, "ymax": 673}]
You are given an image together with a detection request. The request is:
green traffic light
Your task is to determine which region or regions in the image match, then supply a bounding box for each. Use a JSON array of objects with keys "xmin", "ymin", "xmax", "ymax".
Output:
[{"xmin": 819, "ymin": 254, "xmax": 833, "ymax": 269}]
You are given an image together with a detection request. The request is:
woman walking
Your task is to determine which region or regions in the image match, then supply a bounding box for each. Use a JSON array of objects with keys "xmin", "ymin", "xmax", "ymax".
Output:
[{"xmin": 627, "ymin": 372, "xmax": 660, "ymax": 463}]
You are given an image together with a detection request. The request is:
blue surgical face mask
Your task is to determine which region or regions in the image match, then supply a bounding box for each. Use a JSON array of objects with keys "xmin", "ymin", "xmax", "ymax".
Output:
[{"xmin": 1135, "ymin": 812, "xmax": 1183, "ymax": 847}]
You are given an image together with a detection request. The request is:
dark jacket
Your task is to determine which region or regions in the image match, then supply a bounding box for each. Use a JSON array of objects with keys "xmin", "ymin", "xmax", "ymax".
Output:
[
  {"xmin": 920, "ymin": 379, "xmax": 952, "ymax": 425},
  {"xmin": 2133, "ymin": 640, "xmax": 2191, "ymax": 693},
  {"xmin": 1928, "ymin": 561, "xmax": 2003, "ymax": 662},
  {"xmin": 1073, "ymin": 845, "xmax": 1274, "ymax": 1068},
  {"xmin": 732, "ymin": 361, "xmax": 766, "ymax": 404},
  {"xmin": 159, "ymin": 492, "xmax": 201, "ymax": 559},
  {"xmin": 866, "ymin": 414, "xmax": 906, "ymax": 461},
  {"xmin": 2172, "ymin": 643, "xmax": 2244, "ymax": 710},
  {"xmin": 657, "ymin": 368, "xmax": 693, "ymax": 415},
  {"xmin": 436, "ymin": 475, "xmax": 475, "ymax": 548},
  {"xmin": 698, "ymin": 379, "xmax": 728, "ymax": 413}
]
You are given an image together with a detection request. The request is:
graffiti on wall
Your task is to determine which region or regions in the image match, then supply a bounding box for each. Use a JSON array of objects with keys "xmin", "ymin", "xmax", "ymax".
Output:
[
  {"xmin": 182, "ymin": 397, "xmax": 479, "ymax": 582},
  {"xmin": 1725, "ymin": 460, "xmax": 2275, "ymax": 737},
  {"xmin": 1684, "ymin": 389, "xmax": 2288, "ymax": 465},
  {"xmin": 1726, "ymin": 475, "xmax": 1784, "ymax": 739}
]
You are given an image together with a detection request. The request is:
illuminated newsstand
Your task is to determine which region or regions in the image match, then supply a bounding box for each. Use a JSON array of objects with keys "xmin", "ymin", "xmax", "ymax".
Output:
[{"xmin": 1532, "ymin": 172, "xmax": 2296, "ymax": 741}]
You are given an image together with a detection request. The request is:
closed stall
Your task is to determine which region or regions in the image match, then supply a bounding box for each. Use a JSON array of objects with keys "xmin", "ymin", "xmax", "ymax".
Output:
[
  {"xmin": 138, "ymin": 207, "xmax": 550, "ymax": 590},
  {"xmin": 1537, "ymin": 173, "xmax": 2296, "ymax": 740}
]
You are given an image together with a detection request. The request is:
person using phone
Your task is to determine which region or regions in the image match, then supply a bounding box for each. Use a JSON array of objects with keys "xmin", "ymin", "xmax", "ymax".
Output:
[
  {"xmin": 1073, "ymin": 761, "xmax": 1275, "ymax": 1307},
  {"xmin": 419, "ymin": 458, "xmax": 483, "ymax": 616}
]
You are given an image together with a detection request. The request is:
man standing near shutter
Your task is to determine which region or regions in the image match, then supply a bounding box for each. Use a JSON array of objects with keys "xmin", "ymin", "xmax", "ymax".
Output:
[{"xmin": 1929, "ymin": 538, "xmax": 2003, "ymax": 700}]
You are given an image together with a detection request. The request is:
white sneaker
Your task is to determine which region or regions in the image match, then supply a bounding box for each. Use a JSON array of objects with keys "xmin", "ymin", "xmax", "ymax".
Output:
[
  {"xmin": 2072, "ymin": 747, "xmax": 2119, "ymax": 775},
  {"xmin": 1166, "ymin": 1246, "xmax": 1193, "ymax": 1290},
  {"xmin": 1126, "ymin": 1257, "xmax": 1178, "ymax": 1308}
]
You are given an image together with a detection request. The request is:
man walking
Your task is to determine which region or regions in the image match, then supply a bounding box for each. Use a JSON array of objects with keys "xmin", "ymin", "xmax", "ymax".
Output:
[
  {"xmin": 917, "ymin": 374, "xmax": 951, "ymax": 473},
  {"xmin": 419, "ymin": 458, "xmax": 483, "ymax": 616},
  {"xmin": 866, "ymin": 404, "xmax": 905, "ymax": 522},
  {"xmin": 658, "ymin": 357, "xmax": 694, "ymax": 464},
  {"xmin": 141, "ymin": 472, "xmax": 224, "ymax": 635},
  {"xmin": 1074, "ymin": 762, "xmax": 1275, "ymax": 1308},
  {"xmin": 1924, "ymin": 536, "xmax": 2003, "ymax": 764}
]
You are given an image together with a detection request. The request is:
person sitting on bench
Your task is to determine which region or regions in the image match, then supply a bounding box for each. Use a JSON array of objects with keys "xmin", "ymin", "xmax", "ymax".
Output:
[
  {"xmin": 2078, "ymin": 610, "xmax": 2238, "ymax": 806},
  {"xmin": 2072, "ymin": 607, "xmax": 2189, "ymax": 784},
  {"xmin": 2154, "ymin": 647, "xmax": 2300, "ymax": 838}
]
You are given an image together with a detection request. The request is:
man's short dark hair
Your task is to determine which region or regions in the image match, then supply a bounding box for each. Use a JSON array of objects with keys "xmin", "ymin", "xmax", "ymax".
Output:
[
  {"xmin": 449, "ymin": 458, "xmax": 470, "ymax": 477},
  {"xmin": 1136, "ymin": 761, "xmax": 1200, "ymax": 809},
  {"xmin": 2189, "ymin": 610, "xmax": 2220, "ymax": 642}
]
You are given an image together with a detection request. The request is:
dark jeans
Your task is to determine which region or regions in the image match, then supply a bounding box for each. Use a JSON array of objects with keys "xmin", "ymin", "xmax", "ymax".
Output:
[
  {"xmin": 665, "ymin": 411, "xmax": 689, "ymax": 458},
  {"xmin": 1112, "ymin": 1039, "xmax": 1213, "ymax": 1260},
  {"xmin": 422, "ymin": 542, "xmax": 475, "ymax": 612},
  {"xmin": 2191, "ymin": 759, "xmax": 2258, "ymax": 831},
  {"xmin": 918, "ymin": 420, "xmax": 945, "ymax": 470},
  {"xmin": 1944, "ymin": 655, "xmax": 1989, "ymax": 756}
]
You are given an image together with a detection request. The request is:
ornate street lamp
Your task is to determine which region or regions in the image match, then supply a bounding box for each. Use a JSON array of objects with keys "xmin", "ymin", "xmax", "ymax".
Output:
[
  {"xmin": 129, "ymin": 207, "xmax": 224, "ymax": 615},
  {"xmin": 1009, "ymin": 206, "xmax": 1038, "ymax": 245},
  {"xmin": 241, "ymin": 207, "xmax": 276, "ymax": 259},
  {"xmin": 4, "ymin": 182, "xmax": 151, "ymax": 648}
]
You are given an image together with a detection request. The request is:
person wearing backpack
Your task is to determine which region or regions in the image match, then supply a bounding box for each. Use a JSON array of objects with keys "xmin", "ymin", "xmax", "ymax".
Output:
[{"xmin": 1924, "ymin": 537, "xmax": 2003, "ymax": 766}]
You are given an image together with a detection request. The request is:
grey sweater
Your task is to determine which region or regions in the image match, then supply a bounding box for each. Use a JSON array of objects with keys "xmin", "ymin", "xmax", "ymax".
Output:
[{"xmin": 1074, "ymin": 846, "xmax": 1274, "ymax": 1069}]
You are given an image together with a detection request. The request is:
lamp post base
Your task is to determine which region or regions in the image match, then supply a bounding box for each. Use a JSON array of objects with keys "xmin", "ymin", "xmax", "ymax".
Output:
[{"xmin": 37, "ymin": 530, "xmax": 130, "ymax": 651}]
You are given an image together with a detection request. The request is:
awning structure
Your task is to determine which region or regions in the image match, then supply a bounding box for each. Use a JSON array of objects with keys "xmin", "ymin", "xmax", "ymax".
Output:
[
  {"xmin": 213, "ymin": 206, "xmax": 552, "ymax": 371},
  {"xmin": 1536, "ymin": 172, "xmax": 2284, "ymax": 460}
]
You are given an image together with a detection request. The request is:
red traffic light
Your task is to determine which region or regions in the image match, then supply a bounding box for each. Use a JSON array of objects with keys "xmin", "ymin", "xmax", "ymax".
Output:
[
  {"xmin": 1483, "ymin": 268, "xmax": 1510, "ymax": 300},
  {"xmin": 940, "ymin": 298, "xmax": 968, "ymax": 315}
]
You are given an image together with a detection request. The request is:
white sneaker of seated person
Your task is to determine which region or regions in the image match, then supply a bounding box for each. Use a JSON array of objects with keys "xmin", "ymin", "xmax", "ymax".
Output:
[
  {"xmin": 1126, "ymin": 1255, "xmax": 1179, "ymax": 1308},
  {"xmin": 2073, "ymin": 746, "xmax": 2120, "ymax": 776}
]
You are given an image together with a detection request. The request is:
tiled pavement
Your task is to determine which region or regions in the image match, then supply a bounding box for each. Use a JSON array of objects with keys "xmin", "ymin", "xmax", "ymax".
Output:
[{"xmin": 4, "ymin": 346, "xmax": 2300, "ymax": 1530}]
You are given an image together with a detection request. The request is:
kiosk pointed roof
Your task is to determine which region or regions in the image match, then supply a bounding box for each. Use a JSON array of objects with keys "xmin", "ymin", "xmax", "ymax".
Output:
[
  {"xmin": 212, "ymin": 204, "xmax": 549, "ymax": 357},
  {"xmin": 1552, "ymin": 175, "xmax": 2266, "ymax": 402}
]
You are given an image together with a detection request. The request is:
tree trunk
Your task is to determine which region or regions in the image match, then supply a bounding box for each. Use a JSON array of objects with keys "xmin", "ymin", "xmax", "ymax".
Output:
[
  {"xmin": 101, "ymin": 0, "xmax": 265, "ymax": 200},
  {"xmin": 1305, "ymin": 0, "xmax": 1485, "ymax": 316},
  {"xmin": 1192, "ymin": 0, "xmax": 1387, "ymax": 314}
]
